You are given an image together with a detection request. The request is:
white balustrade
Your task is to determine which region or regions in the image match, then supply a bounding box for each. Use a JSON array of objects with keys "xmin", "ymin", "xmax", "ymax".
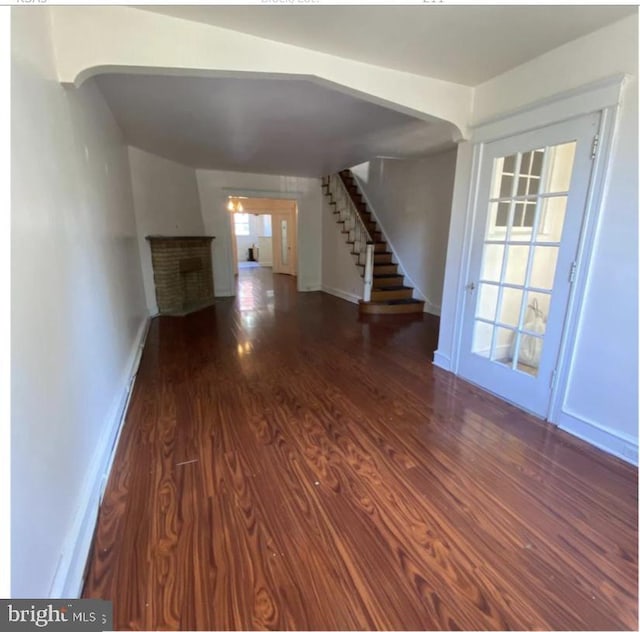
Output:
[{"xmin": 325, "ymin": 174, "xmax": 373, "ymax": 268}]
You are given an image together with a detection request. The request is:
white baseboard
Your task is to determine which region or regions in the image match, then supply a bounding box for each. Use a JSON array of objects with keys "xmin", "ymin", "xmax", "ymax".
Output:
[
  {"xmin": 433, "ymin": 350, "xmax": 452, "ymax": 371},
  {"xmin": 423, "ymin": 302, "xmax": 441, "ymax": 317},
  {"xmin": 555, "ymin": 408, "xmax": 638, "ymax": 466},
  {"xmin": 434, "ymin": 349, "xmax": 637, "ymax": 465},
  {"xmin": 321, "ymin": 285, "xmax": 360, "ymax": 305},
  {"xmin": 298, "ymin": 282, "xmax": 322, "ymax": 292},
  {"xmin": 49, "ymin": 316, "xmax": 151, "ymax": 598}
]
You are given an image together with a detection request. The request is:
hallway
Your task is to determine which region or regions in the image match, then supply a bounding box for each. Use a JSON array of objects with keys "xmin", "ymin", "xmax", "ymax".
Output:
[{"xmin": 83, "ymin": 269, "xmax": 637, "ymax": 630}]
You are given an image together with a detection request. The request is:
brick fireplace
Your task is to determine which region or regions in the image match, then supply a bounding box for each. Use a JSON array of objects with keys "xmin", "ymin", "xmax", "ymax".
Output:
[{"xmin": 146, "ymin": 236, "xmax": 215, "ymax": 315}]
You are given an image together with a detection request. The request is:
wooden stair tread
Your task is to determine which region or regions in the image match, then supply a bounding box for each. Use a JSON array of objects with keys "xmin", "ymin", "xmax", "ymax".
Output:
[
  {"xmin": 375, "ymin": 298, "xmax": 423, "ymax": 306},
  {"xmin": 359, "ymin": 298, "xmax": 424, "ymax": 315}
]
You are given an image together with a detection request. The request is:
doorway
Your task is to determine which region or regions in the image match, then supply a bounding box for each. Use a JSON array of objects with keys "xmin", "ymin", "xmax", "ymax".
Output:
[
  {"xmin": 228, "ymin": 197, "xmax": 298, "ymax": 279},
  {"xmin": 458, "ymin": 112, "xmax": 600, "ymax": 417}
]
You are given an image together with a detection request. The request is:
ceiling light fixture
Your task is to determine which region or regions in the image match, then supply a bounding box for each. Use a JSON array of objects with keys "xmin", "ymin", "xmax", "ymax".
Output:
[{"xmin": 227, "ymin": 196, "xmax": 245, "ymax": 213}]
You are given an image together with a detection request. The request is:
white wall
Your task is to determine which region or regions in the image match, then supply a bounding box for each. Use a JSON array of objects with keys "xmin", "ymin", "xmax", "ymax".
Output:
[
  {"xmin": 128, "ymin": 147, "xmax": 205, "ymax": 314},
  {"xmin": 472, "ymin": 16, "xmax": 637, "ymax": 126},
  {"xmin": 351, "ymin": 149, "xmax": 457, "ymax": 314},
  {"xmin": 437, "ymin": 15, "xmax": 638, "ymax": 462},
  {"xmin": 196, "ymin": 169, "xmax": 322, "ymax": 296},
  {"xmin": 321, "ymin": 194, "xmax": 364, "ymax": 304},
  {"xmin": 11, "ymin": 7, "xmax": 148, "ymax": 596}
]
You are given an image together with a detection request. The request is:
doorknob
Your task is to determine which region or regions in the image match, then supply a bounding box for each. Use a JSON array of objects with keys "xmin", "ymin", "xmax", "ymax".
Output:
[{"xmin": 465, "ymin": 281, "xmax": 475, "ymax": 292}]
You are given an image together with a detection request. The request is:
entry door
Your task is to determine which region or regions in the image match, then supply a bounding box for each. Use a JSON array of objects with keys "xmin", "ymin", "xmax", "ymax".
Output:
[
  {"xmin": 272, "ymin": 211, "xmax": 296, "ymax": 276},
  {"xmin": 458, "ymin": 112, "xmax": 599, "ymax": 417}
]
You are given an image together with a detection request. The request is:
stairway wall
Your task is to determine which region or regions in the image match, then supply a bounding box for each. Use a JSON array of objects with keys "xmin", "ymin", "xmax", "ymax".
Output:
[
  {"xmin": 351, "ymin": 149, "xmax": 457, "ymax": 315},
  {"xmin": 321, "ymin": 193, "xmax": 364, "ymax": 304}
]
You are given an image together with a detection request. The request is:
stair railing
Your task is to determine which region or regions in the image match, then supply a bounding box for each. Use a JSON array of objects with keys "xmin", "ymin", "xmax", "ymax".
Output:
[{"xmin": 325, "ymin": 174, "xmax": 373, "ymax": 268}]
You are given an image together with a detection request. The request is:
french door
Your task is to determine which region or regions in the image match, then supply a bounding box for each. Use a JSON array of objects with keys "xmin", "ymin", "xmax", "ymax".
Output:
[{"xmin": 458, "ymin": 112, "xmax": 600, "ymax": 417}]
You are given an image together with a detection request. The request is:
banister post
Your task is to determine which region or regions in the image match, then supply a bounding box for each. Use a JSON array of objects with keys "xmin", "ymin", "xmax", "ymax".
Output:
[{"xmin": 363, "ymin": 243, "xmax": 374, "ymax": 303}]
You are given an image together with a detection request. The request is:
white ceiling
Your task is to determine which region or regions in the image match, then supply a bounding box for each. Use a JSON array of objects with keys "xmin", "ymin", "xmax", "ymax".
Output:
[
  {"xmin": 96, "ymin": 74, "xmax": 454, "ymax": 177},
  {"xmin": 141, "ymin": 6, "xmax": 635, "ymax": 86}
]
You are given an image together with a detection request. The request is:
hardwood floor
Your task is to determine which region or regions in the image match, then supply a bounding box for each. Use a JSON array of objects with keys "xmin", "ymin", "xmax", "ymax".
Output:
[{"xmin": 83, "ymin": 268, "xmax": 638, "ymax": 630}]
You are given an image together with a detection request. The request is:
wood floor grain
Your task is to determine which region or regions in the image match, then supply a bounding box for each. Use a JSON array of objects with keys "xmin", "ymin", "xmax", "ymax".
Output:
[{"xmin": 83, "ymin": 268, "xmax": 638, "ymax": 631}]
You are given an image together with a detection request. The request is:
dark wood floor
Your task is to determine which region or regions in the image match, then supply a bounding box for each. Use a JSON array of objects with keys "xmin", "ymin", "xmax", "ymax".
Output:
[{"xmin": 83, "ymin": 268, "xmax": 638, "ymax": 631}]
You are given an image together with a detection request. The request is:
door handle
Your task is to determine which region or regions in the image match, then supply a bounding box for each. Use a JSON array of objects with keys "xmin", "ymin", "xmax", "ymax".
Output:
[{"xmin": 465, "ymin": 282, "xmax": 475, "ymax": 292}]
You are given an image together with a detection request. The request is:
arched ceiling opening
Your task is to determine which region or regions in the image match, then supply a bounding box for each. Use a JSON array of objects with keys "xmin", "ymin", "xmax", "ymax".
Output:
[
  {"xmin": 49, "ymin": 6, "xmax": 472, "ymax": 140},
  {"xmin": 95, "ymin": 72, "xmax": 460, "ymax": 177}
]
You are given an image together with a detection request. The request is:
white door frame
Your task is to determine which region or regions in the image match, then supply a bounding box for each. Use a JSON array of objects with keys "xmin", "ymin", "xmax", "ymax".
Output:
[
  {"xmin": 222, "ymin": 188, "xmax": 301, "ymax": 294},
  {"xmin": 448, "ymin": 75, "xmax": 627, "ymax": 424}
]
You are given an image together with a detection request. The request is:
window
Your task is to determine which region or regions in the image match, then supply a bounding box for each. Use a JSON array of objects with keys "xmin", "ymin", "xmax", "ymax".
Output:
[{"xmin": 234, "ymin": 213, "xmax": 250, "ymax": 236}]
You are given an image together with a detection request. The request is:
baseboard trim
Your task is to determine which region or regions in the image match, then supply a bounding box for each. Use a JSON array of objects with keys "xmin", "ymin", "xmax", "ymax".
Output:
[
  {"xmin": 299, "ymin": 283, "xmax": 322, "ymax": 293},
  {"xmin": 433, "ymin": 350, "xmax": 452, "ymax": 371},
  {"xmin": 49, "ymin": 316, "xmax": 151, "ymax": 598},
  {"xmin": 424, "ymin": 303, "xmax": 441, "ymax": 317},
  {"xmin": 556, "ymin": 408, "xmax": 638, "ymax": 466},
  {"xmin": 321, "ymin": 285, "xmax": 360, "ymax": 305}
]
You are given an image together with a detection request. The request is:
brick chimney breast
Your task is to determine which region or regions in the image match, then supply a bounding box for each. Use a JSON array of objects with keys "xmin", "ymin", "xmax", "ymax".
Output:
[{"xmin": 146, "ymin": 236, "xmax": 216, "ymax": 316}]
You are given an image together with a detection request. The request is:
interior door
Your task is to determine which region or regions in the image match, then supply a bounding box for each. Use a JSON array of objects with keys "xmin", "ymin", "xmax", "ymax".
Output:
[
  {"xmin": 458, "ymin": 112, "xmax": 600, "ymax": 417},
  {"xmin": 271, "ymin": 211, "xmax": 296, "ymax": 276}
]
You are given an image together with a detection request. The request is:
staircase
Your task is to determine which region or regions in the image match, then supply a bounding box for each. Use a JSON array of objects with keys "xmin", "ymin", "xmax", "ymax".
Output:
[{"xmin": 322, "ymin": 170, "xmax": 425, "ymax": 315}]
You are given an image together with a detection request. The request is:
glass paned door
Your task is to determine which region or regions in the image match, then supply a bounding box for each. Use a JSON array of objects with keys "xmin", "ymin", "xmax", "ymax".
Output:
[
  {"xmin": 473, "ymin": 142, "xmax": 575, "ymax": 377},
  {"xmin": 458, "ymin": 112, "xmax": 600, "ymax": 417}
]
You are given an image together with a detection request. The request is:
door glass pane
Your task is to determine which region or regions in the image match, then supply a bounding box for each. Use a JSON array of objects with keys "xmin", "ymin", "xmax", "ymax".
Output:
[
  {"xmin": 490, "ymin": 154, "xmax": 517, "ymax": 199},
  {"xmin": 522, "ymin": 292, "xmax": 550, "ymax": 335},
  {"xmin": 487, "ymin": 202, "xmax": 510, "ymax": 238},
  {"xmin": 480, "ymin": 244, "xmax": 505, "ymax": 282},
  {"xmin": 536, "ymin": 196, "xmax": 567, "ymax": 242},
  {"xmin": 492, "ymin": 326, "xmax": 515, "ymax": 363},
  {"xmin": 472, "ymin": 321, "xmax": 494, "ymax": 358},
  {"xmin": 472, "ymin": 139, "xmax": 578, "ymax": 375},
  {"xmin": 512, "ymin": 331, "xmax": 543, "ymax": 377},
  {"xmin": 281, "ymin": 219, "xmax": 288, "ymax": 265},
  {"xmin": 498, "ymin": 287, "xmax": 523, "ymax": 328},
  {"xmin": 504, "ymin": 245, "xmax": 530, "ymax": 285},
  {"xmin": 476, "ymin": 283, "xmax": 499, "ymax": 321},
  {"xmin": 515, "ymin": 149, "xmax": 544, "ymax": 197},
  {"xmin": 530, "ymin": 247, "xmax": 559, "ymax": 290},
  {"xmin": 547, "ymin": 142, "xmax": 576, "ymax": 193},
  {"xmin": 500, "ymin": 174, "xmax": 514, "ymax": 198},
  {"xmin": 495, "ymin": 203, "xmax": 510, "ymax": 228}
]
